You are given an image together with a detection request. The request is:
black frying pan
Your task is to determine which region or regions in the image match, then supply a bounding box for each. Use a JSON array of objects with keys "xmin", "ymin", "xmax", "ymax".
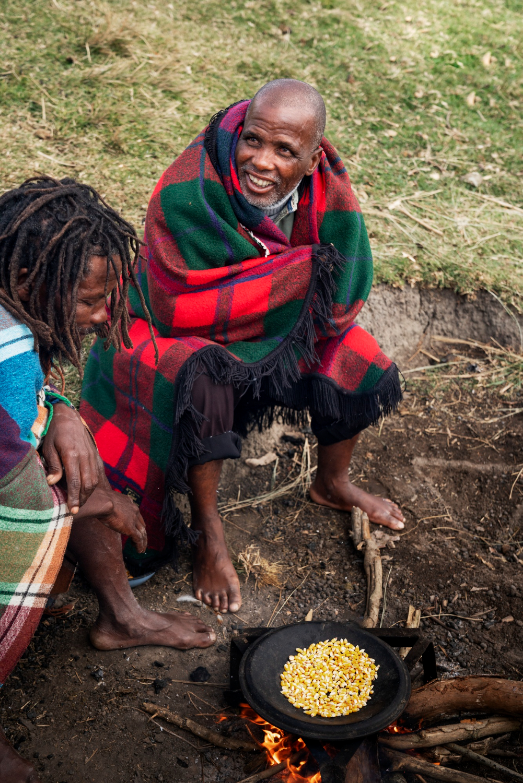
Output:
[{"xmin": 239, "ymin": 621, "xmax": 410, "ymax": 740}]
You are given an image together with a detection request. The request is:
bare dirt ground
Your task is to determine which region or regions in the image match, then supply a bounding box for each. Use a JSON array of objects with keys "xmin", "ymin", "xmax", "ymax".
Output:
[{"xmin": 1, "ymin": 348, "xmax": 522, "ymax": 783}]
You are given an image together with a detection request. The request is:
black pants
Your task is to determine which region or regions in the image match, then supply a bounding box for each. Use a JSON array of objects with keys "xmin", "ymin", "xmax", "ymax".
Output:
[{"xmin": 188, "ymin": 369, "xmax": 364, "ymax": 467}]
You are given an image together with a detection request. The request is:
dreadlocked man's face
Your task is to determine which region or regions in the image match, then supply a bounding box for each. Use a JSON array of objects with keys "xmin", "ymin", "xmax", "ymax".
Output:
[
  {"xmin": 17, "ymin": 253, "xmax": 121, "ymax": 337},
  {"xmin": 75, "ymin": 254, "xmax": 121, "ymax": 335}
]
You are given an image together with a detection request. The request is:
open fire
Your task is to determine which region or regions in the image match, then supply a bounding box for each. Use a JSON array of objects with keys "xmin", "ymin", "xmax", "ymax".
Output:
[{"xmin": 239, "ymin": 704, "xmax": 321, "ymax": 782}]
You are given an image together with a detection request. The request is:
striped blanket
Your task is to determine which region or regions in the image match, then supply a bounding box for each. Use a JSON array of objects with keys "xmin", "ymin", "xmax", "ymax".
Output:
[
  {"xmin": 80, "ymin": 100, "xmax": 401, "ymax": 566},
  {"xmin": 0, "ymin": 305, "xmax": 72, "ymax": 685}
]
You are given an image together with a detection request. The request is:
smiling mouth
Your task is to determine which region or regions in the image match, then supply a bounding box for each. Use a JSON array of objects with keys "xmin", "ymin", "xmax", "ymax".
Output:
[{"xmin": 246, "ymin": 171, "xmax": 275, "ymax": 190}]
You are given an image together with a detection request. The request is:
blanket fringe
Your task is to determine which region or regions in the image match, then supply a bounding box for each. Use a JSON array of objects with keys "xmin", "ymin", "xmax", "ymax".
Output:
[{"xmin": 161, "ymin": 244, "xmax": 401, "ymax": 566}]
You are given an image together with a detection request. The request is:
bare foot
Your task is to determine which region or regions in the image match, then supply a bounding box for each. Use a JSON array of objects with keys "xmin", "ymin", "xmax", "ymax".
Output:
[
  {"xmin": 310, "ymin": 472, "xmax": 405, "ymax": 531},
  {"xmin": 89, "ymin": 608, "xmax": 216, "ymax": 651},
  {"xmin": 0, "ymin": 728, "xmax": 41, "ymax": 783},
  {"xmin": 192, "ymin": 513, "xmax": 242, "ymax": 613}
]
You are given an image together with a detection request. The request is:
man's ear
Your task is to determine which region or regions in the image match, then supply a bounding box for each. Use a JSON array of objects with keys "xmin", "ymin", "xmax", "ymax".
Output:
[
  {"xmin": 305, "ymin": 147, "xmax": 323, "ymax": 176},
  {"xmin": 16, "ymin": 268, "xmax": 31, "ymax": 302}
]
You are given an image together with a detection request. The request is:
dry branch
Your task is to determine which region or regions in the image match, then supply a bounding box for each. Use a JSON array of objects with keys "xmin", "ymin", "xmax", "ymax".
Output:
[
  {"xmin": 381, "ymin": 747, "xmax": 493, "ymax": 783},
  {"xmin": 412, "ymin": 457, "xmax": 514, "ymax": 475},
  {"xmin": 142, "ymin": 703, "xmax": 258, "ymax": 752},
  {"xmin": 360, "ymin": 515, "xmax": 380, "ymax": 628},
  {"xmin": 236, "ymin": 751, "xmax": 306, "ymax": 783},
  {"xmin": 352, "ymin": 507, "xmax": 363, "ymax": 548},
  {"xmin": 362, "ymin": 535, "xmax": 383, "ymax": 628},
  {"xmin": 395, "ymin": 205, "xmax": 444, "ymax": 236},
  {"xmin": 445, "ymin": 742, "xmax": 523, "ymax": 783},
  {"xmin": 404, "ymin": 677, "xmax": 523, "ymax": 722},
  {"xmin": 358, "ymin": 516, "xmax": 400, "ymax": 628},
  {"xmin": 399, "ymin": 605, "xmax": 421, "ymax": 658},
  {"xmin": 380, "ymin": 716, "xmax": 522, "ymax": 751}
]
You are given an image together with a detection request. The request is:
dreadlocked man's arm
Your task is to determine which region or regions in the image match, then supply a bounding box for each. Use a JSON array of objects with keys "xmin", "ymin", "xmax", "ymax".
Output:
[{"xmin": 42, "ymin": 402, "xmax": 100, "ymax": 514}]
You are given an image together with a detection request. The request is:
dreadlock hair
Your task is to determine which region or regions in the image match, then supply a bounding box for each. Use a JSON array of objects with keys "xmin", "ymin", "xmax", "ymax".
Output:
[{"xmin": 0, "ymin": 175, "xmax": 157, "ymax": 374}]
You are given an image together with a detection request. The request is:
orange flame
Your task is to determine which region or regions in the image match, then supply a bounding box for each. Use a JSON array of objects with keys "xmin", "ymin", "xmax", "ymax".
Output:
[
  {"xmin": 239, "ymin": 704, "xmax": 321, "ymax": 782},
  {"xmin": 384, "ymin": 720, "xmax": 414, "ymax": 735}
]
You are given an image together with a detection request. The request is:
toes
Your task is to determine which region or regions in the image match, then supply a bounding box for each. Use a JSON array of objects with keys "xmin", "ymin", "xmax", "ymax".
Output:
[
  {"xmin": 229, "ymin": 589, "xmax": 242, "ymax": 614},
  {"xmin": 198, "ymin": 630, "xmax": 216, "ymax": 647},
  {"xmin": 219, "ymin": 591, "xmax": 229, "ymax": 613},
  {"xmin": 384, "ymin": 516, "xmax": 404, "ymax": 530},
  {"xmin": 383, "ymin": 499, "xmax": 405, "ymax": 522}
]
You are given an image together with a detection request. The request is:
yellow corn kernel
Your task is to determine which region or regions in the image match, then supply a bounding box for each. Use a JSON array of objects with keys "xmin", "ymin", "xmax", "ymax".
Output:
[{"xmin": 280, "ymin": 637, "xmax": 379, "ymax": 718}]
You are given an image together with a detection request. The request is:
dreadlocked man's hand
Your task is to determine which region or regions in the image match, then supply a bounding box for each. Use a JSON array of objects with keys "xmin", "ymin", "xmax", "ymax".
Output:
[
  {"xmin": 42, "ymin": 402, "xmax": 100, "ymax": 514},
  {"xmin": 72, "ymin": 485, "xmax": 148, "ymax": 553}
]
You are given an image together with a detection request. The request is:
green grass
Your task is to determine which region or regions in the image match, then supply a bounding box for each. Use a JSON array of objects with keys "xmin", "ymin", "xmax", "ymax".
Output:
[{"xmin": 1, "ymin": 0, "xmax": 522, "ymax": 306}]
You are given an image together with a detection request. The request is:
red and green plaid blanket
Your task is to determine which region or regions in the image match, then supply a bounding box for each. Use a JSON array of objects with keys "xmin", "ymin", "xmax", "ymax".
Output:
[{"xmin": 80, "ymin": 100, "xmax": 400, "ymax": 567}]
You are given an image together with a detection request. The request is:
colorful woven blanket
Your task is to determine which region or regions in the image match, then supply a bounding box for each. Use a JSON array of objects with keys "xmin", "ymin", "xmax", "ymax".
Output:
[
  {"xmin": 0, "ymin": 305, "xmax": 72, "ymax": 684},
  {"xmin": 80, "ymin": 100, "xmax": 401, "ymax": 567}
]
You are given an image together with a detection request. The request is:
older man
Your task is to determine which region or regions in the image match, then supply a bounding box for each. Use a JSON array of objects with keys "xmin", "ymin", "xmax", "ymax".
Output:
[{"xmin": 80, "ymin": 79, "xmax": 404, "ymax": 617}]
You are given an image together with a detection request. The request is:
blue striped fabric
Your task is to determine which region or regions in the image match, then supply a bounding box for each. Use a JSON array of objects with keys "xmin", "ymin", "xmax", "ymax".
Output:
[{"xmin": 0, "ymin": 305, "xmax": 44, "ymax": 449}]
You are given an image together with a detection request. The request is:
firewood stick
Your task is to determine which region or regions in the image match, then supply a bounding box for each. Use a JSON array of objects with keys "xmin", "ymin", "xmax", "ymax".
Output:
[
  {"xmin": 399, "ymin": 605, "xmax": 421, "ymax": 658},
  {"xmin": 466, "ymin": 733, "xmax": 511, "ymax": 755},
  {"xmin": 236, "ymin": 751, "xmax": 306, "ymax": 783},
  {"xmin": 362, "ymin": 534, "xmax": 383, "ymax": 628},
  {"xmin": 380, "ymin": 716, "xmax": 522, "ymax": 751},
  {"xmin": 142, "ymin": 703, "xmax": 258, "ymax": 752},
  {"xmin": 382, "ymin": 747, "xmax": 494, "ymax": 783},
  {"xmin": 362, "ymin": 511, "xmax": 371, "ymax": 541},
  {"xmin": 445, "ymin": 742, "xmax": 523, "ymax": 782},
  {"xmin": 404, "ymin": 676, "xmax": 523, "ymax": 722},
  {"xmin": 352, "ymin": 507, "xmax": 363, "ymax": 548}
]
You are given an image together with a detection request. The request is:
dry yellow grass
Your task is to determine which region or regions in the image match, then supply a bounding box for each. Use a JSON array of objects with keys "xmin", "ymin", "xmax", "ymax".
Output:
[{"xmin": 237, "ymin": 544, "xmax": 283, "ymax": 589}]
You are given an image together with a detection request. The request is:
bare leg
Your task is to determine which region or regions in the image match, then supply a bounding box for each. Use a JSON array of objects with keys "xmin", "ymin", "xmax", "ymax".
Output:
[
  {"xmin": 0, "ymin": 728, "xmax": 41, "ymax": 783},
  {"xmin": 309, "ymin": 434, "xmax": 405, "ymax": 530},
  {"xmin": 188, "ymin": 460, "xmax": 241, "ymax": 614},
  {"xmin": 67, "ymin": 515, "xmax": 216, "ymax": 650}
]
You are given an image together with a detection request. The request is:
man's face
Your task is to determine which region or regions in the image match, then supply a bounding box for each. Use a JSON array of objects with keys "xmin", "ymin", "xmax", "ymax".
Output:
[
  {"xmin": 235, "ymin": 98, "xmax": 322, "ymax": 209},
  {"xmin": 75, "ymin": 254, "xmax": 121, "ymax": 336}
]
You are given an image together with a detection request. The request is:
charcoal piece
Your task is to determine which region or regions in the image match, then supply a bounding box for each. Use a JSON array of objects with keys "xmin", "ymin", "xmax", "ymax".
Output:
[
  {"xmin": 190, "ymin": 666, "xmax": 210, "ymax": 682},
  {"xmin": 153, "ymin": 678, "xmax": 169, "ymax": 694},
  {"xmin": 91, "ymin": 668, "xmax": 104, "ymax": 682},
  {"xmin": 177, "ymin": 758, "xmax": 189, "ymax": 768}
]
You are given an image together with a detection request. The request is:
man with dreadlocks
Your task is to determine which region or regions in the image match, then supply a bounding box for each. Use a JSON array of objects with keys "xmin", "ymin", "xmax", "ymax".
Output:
[
  {"xmin": 0, "ymin": 177, "xmax": 215, "ymax": 783},
  {"xmin": 81, "ymin": 79, "xmax": 405, "ymax": 619}
]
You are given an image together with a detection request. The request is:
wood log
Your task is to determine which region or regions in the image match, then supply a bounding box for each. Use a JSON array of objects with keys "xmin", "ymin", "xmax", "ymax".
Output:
[
  {"xmin": 142, "ymin": 702, "xmax": 258, "ymax": 752},
  {"xmin": 466, "ymin": 733, "xmax": 511, "ymax": 755},
  {"xmin": 381, "ymin": 747, "xmax": 495, "ymax": 783},
  {"xmin": 404, "ymin": 676, "xmax": 523, "ymax": 722},
  {"xmin": 445, "ymin": 742, "xmax": 523, "ymax": 783},
  {"xmin": 343, "ymin": 736, "xmax": 381, "ymax": 783},
  {"xmin": 425, "ymin": 746, "xmax": 462, "ymax": 765},
  {"xmin": 380, "ymin": 716, "xmax": 522, "ymax": 751}
]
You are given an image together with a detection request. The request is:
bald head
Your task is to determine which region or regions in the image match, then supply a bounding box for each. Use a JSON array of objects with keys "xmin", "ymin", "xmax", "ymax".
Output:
[
  {"xmin": 250, "ymin": 79, "xmax": 326, "ymax": 147},
  {"xmin": 235, "ymin": 80, "xmax": 325, "ymax": 209}
]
